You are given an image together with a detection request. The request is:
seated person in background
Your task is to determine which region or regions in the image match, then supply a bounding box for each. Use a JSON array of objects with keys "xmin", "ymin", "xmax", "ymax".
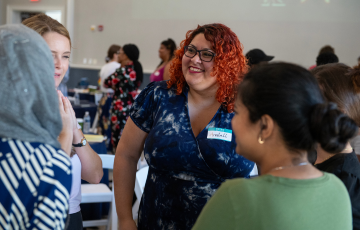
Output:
[
  {"xmin": 312, "ymin": 63, "xmax": 360, "ymax": 230},
  {"xmin": 309, "ymin": 45, "xmax": 335, "ymax": 70},
  {"xmin": 245, "ymin": 48, "xmax": 274, "ymax": 68},
  {"xmin": 150, "ymin": 38, "xmax": 176, "ymax": 81},
  {"xmin": 319, "ymin": 45, "xmax": 335, "ymax": 54},
  {"xmin": 103, "ymin": 44, "xmax": 143, "ymax": 152},
  {"xmin": 99, "ymin": 44, "xmax": 121, "ymax": 93},
  {"xmin": 193, "ymin": 63, "xmax": 355, "ymax": 230},
  {"xmin": 316, "ymin": 52, "xmax": 339, "ymax": 66},
  {"xmin": 22, "ymin": 14, "xmax": 103, "ymax": 230},
  {"xmin": 0, "ymin": 24, "xmax": 72, "ymax": 229},
  {"xmin": 358, "ymin": 56, "xmax": 360, "ymax": 65}
]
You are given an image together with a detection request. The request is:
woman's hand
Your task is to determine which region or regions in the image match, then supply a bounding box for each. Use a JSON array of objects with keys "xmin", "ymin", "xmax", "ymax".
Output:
[
  {"xmin": 57, "ymin": 90, "xmax": 73, "ymax": 156},
  {"xmin": 119, "ymin": 219, "xmax": 137, "ymax": 230},
  {"xmin": 58, "ymin": 90, "xmax": 73, "ymax": 134},
  {"xmin": 67, "ymin": 97, "xmax": 78, "ymax": 132}
]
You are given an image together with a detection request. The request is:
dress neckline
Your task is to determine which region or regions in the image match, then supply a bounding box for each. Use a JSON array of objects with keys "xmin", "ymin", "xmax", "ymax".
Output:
[{"xmin": 183, "ymin": 91, "xmax": 222, "ymax": 139}]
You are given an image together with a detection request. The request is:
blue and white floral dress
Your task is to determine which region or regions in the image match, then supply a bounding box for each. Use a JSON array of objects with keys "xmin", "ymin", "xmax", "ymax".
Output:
[{"xmin": 130, "ymin": 81, "xmax": 254, "ymax": 230}]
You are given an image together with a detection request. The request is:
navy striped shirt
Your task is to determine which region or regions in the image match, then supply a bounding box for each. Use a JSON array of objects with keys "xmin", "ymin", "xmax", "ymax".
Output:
[{"xmin": 0, "ymin": 138, "xmax": 72, "ymax": 229}]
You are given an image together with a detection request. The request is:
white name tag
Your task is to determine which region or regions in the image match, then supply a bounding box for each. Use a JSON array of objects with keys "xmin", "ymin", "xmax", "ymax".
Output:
[{"xmin": 207, "ymin": 128, "xmax": 232, "ymax": 142}]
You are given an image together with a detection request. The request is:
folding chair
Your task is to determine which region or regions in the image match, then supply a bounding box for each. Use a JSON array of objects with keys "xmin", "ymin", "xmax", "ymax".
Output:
[
  {"xmin": 132, "ymin": 166, "xmax": 149, "ymax": 220},
  {"xmin": 81, "ymin": 154, "xmax": 117, "ymax": 230}
]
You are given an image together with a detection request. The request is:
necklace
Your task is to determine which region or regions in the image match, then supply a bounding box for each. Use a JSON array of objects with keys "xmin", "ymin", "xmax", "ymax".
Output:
[{"xmin": 269, "ymin": 162, "xmax": 309, "ymax": 173}]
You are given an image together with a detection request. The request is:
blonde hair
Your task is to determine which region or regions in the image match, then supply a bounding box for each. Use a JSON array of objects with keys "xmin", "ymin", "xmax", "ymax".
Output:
[{"xmin": 22, "ymin": 14, "xmax": 71, "ymax": 48}]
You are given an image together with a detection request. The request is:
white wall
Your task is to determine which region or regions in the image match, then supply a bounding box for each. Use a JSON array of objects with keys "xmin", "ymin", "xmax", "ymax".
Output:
[
  {"xmin": 72, "ymin": 0, "xmax": 360, "ymax": 72},
  {"xmin": 2, "ymin": 0, "xmax": 360, "ymax": 72},
  {"xmin": 1, "ymin": 0, "xmax": 66, "ymax": 25},
  {"xmin": 0, "ymin": 0, "xmax": 4, "ymax": 25}
]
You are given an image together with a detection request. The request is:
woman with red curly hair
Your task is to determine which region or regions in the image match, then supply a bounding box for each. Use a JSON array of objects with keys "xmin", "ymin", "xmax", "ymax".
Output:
[{"xmin": 113, "ymin": 23, "xmax": 255, "ymax": 230}]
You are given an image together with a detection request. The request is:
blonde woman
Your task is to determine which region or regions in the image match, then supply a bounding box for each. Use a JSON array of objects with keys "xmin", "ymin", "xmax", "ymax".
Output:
[{"xmin": 23, "ymin": 14, "xmax": 103, "ymax": 230}]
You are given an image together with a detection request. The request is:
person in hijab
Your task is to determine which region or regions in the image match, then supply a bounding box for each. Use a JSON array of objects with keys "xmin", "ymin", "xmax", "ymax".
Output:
[
  {"xmin": 103, "ymin": 44, "xmax": 143, "ymax": 151},
  {"xmin": 0, "ymin": 24, "xmax": 72, "ymax": 229}
]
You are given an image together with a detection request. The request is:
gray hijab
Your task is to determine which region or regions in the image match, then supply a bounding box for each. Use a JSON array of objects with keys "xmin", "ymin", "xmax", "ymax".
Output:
[{"xmin": 0, "ymin": 24, "xmax": 62, "ymax": 148}]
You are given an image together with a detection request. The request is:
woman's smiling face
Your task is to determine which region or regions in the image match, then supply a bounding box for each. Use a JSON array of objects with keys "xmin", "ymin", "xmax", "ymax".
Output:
[
  {"xmin": 42, "ymin": 31, "xmax": 71, "ymax": 88},
  {"xmin": 182, "ymin": 33, "xmax": 217, "ymax": 92}
]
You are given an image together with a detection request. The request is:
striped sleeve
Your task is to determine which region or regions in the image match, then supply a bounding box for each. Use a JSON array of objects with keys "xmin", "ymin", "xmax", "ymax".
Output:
[{"xmin": 0, "ymin": 138, "xmax": 72, "ymax": 230}]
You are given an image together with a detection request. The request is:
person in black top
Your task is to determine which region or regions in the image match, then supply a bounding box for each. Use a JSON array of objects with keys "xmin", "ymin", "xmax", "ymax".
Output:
[
  {"xmin": 315, "ymin": 151, "xmax": 360, "ymax": 230},
  {"xmin": 312, "ymin": 63, "xmax": 360, "ymax": 230}
]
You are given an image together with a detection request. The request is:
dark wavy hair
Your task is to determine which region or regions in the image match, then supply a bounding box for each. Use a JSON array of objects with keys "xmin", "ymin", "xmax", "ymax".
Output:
[
  {"xmin": 167, "ymin": 23, "xmax": 247, "ymax": 112},
  {"xmin": 239, "ymin": 62, "xmax": 358, "ymax": 153}
]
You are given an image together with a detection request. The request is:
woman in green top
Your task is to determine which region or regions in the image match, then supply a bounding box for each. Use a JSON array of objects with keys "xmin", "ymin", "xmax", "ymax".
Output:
[{"xmin": 193, "ymin": 63, "xmax": 357, "ymax": 230}]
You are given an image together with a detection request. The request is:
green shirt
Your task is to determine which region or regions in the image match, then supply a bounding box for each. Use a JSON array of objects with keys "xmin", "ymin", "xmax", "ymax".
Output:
[{"xmin": 192, "ymin": 173, "xmax": 352, "ymax": 230}]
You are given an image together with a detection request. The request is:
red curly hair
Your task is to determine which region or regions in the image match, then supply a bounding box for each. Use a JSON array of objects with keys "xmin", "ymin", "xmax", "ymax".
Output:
[{"xmin": 167, "ymin": 23, "xmax": 248, "ymax": 112}]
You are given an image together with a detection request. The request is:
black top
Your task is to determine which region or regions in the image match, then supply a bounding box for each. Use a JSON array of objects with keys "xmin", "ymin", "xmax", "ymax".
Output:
[{"xmin": 316, "ymin": 152, "xmax": 360, "ymax": 230}]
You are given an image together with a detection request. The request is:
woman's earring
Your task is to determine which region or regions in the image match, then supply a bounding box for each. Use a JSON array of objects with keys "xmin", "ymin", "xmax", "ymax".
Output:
[{"xmin": 258, "ymin": 136, "xmax": 264, "ymax": 144}]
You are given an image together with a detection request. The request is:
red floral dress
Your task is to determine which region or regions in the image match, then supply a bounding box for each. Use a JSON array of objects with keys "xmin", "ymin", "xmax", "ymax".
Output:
[{"xmin": 103, "ymin": 63, "xmax": 141, "ymax": 150}]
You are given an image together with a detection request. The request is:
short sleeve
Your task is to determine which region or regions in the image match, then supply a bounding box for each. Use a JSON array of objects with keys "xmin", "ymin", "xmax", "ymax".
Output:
[
  {"xmin": 103, "ymin": 67, "xmax": 122, "ymax": 88},
  {"xmin": 130, "ymin": 82, "xmax": 158, "ymax": 133},
  {"xmin": 192, "ymin": 181, "xmax": 236, "ymax": 230}
]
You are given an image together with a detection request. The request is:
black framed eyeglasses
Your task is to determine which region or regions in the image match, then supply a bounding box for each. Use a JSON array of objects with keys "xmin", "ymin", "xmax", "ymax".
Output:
[{"xmin": 184, "ymin": 46, "xmax": 216, "ymax": 62}]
